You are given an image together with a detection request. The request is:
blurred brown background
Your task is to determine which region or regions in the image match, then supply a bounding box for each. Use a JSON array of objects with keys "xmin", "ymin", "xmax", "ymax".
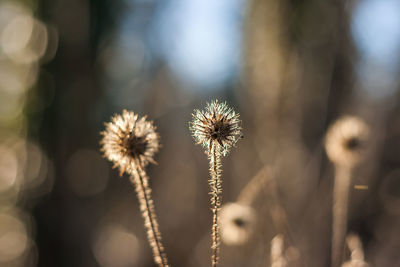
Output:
[{"xmin": 1, "ymin": 0, "xmax": 400, "ymax": 266}]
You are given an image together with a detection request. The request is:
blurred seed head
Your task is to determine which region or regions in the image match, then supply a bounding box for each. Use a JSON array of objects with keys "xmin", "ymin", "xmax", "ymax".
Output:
[
  {"xmin": 100, "ymin": 110, "xmax": 160, "ymax": 175},
  {"xmin": 219, "ymin": 202, "xmax": 256, "ymax": 246},
  {"xmin": 189, "ymin": 100, "xmax": 242, "ymax": 156},
  {"xmin": 325, "ymin": 116, "xmax": 370, "ymax": 167}
]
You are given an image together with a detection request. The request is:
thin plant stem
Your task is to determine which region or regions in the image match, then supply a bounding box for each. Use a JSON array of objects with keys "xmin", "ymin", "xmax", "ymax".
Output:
[
  {"xmin": 237, "ymin": 165, "xmax": 270, "ymax": 205},
  {"xmin": 237, "ymin": 166, "xmax": 291, "ymax": 241},
  {"xmin": 331, "ymin": 165, "xmax": 351, "ymax": 267},
  {"xmin": 129, "ymin": 160, "xmax": 169, "ymax": 267},
  {"xmin": 209, "ymin": 142, "xmax": 222, "ymax": 267}
]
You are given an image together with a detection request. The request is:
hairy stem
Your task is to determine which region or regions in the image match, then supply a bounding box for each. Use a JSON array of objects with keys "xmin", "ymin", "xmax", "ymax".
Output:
[
  {"xmin": 209, "ymin": 143, "xmax": 222, "ymax": 267},
  {"xmin": 130, "ymin": 162, "xmax": 169, "ymax": 267},
  {"xmin": 331, "ymin": 166, "xmax": 351, "ymax": 267}
]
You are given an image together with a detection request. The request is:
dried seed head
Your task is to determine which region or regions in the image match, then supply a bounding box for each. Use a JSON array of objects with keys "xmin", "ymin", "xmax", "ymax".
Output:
[
  {"xmin": 219, "ymin": 202, "xmax": 256, "ymax": 246},
  {"xmin": 325, "ymin": 116, "xmax": 369, "ymax": 167},
  {"xmin": 189, "ymin": 100, "xmax": 242, "ymax": 156},
  {"xmin": 100, "ymin": 110, "xmax": 160, "ymax": 175}
]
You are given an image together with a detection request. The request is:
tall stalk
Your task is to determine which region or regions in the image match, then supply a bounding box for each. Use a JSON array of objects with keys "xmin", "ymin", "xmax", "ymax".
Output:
[
  {"xmin": 131, "ymin": 162, "xmax": 169, "ymax": 267},
  {"xmin": 209, "ymin": 144, "xmax": 222, "ymax": 267},
  {"xmin": 100, "ymin": 110, "xmax": 170, "ymax": 267},
  {"xmin": 331, "ymin": 166, "xmax": 351, "ymax": 267},
  {"xmin": 189, "ymin": 100, "xmax": 243, "ymax": 267},
  {"xmin": 324, "ymin": 116, "xmax": 369, "ymax": 267}
]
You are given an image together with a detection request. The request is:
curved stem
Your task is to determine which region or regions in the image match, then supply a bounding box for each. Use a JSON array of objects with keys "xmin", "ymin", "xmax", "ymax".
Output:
[
  {"xmin": 237, "ymin": 165, "xmax": 270, "ymax": 205},
  {"xmin": 130, "ymin": 162, "xmax": 169, "ymax": 267},
  {"xmin": 237, "ymin": 166, "xmax": 291, "ymax": 241},
  {"xmin": 331, "ymin": 166, "xmax": 351, "ymax": 267},
  {"xmin": 209, "ymin": 143, "xmax": 222, "ymax": 267}
]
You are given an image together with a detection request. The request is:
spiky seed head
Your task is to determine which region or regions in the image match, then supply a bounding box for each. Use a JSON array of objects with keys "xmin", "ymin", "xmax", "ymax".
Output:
[
  {"xmin": 100, "ymin": 110, "xmax": 160, "ymax": 175},
  {"xmin": 219, "ymin": 202, "xmax": 256, "ymax": 246},
  {"xmin": 325, "ymin": 116, "xmax": 369, "ymax": 168},
  {"xmin": 189, "ymin": 100, "xmax": 242, "ymax": 156}
]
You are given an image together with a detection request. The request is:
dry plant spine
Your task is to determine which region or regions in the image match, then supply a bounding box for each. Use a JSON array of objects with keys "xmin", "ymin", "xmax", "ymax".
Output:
[
  {"xmin": 100, "ymin": 110, "xmax": 169, "ymax": 267},
  {"xmin": 190, "ymin": 100, "xmax": 242, "ymax": 267},
  {"xmin": 325, "ymin": 116, "xmax": 369, "ymax": 267}
]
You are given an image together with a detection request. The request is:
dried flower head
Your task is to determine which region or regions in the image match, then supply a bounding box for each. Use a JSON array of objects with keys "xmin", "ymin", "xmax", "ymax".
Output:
[
  {"xmin": 325, "ymin": 116, "xmax": 369, "ymax": 167},
  {"xmin": 219, "ymin": 202, "xmax": 256, "ymax": 246},
  {"xmin": 190, "ymin": 100, "xmax": 242, "ymax": 156},
  {"xmin": 100, "ymin": 110, "xmax": 160, "ymax": 175}
]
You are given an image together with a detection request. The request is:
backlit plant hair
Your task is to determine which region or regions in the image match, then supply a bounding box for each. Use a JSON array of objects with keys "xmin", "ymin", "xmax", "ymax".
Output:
[
  {"xmin": 189, "ymin": 100, "xmax": 242, "ymax": 267},
  {"xmin": 100, "ymin": 110, "xmax": 169, "ymax": 267},
  {"xmin": 325, "ymin": 116, "xmax": 369, "ymax": 267}
]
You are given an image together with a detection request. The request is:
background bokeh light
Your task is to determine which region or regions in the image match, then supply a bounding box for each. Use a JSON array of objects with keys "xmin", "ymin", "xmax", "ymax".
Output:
[
  {"xmin": 0, "ymin": 0, "xmax": 400, "ymax": 266},
  {"xmin": 352, "ymin": 0, "xmax": 400, "ymax": 98}
]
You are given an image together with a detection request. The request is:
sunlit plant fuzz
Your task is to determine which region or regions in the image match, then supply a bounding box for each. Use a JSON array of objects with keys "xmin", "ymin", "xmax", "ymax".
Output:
[
  {"xmin": 100, "ymin": 110, "xmax": 160, "ymax": 175},
  {"xmin": 190, "ymin": 100, "xmax": 242, "ymax": 156},
  {"xmin": 100, "ymin": 110, "xmax": 169, "ymax": 267},
  {"xmin": 189, "ymin": 100, "xmax": 243, "ymax": 267}
]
